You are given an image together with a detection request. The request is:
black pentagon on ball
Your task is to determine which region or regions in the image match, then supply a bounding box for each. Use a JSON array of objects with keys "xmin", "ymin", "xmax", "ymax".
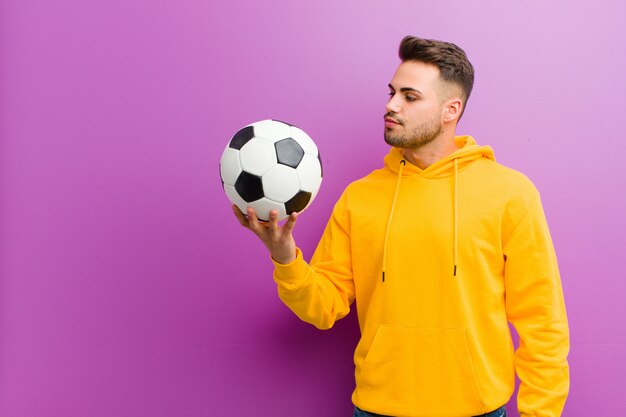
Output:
[
  {"xmin": 234, "ymin": 171, "xmax": 264, "ymax": 202},
  {"xmin": 285, "ymin": 191, "xmax": 312, "ymax": 214},
  {"xmin": 229, "ymin": 126, "xmax": 255, "ymax": 150},
  {"xmin": 275, "ymin": 138, "xmax": 304, "ymax": 168}
]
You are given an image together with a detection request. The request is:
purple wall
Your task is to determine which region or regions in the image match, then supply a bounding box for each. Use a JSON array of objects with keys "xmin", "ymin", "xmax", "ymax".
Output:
[{"xmin": 1, "ymin": 0, "xmax": 624, "ymax": 415}]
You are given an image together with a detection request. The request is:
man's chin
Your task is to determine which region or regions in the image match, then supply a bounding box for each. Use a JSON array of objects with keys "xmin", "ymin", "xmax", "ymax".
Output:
[{"xmin": 384, "ymin": 135, "xmax": 410, "ymax": 148}]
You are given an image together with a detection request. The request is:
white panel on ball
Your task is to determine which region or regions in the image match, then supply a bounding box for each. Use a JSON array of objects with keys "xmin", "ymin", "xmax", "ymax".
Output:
[
  {"xmin": 262, "ymin": 164, "xmax": 301, "ymax": 203},
  {"xmin": 223, "ymin": 184, "xmax": 248, "ymax": 214},
  {"xmin": 252, "ymin": 120, "xmax": 292, "ymax": 143},
  {"xmin": 219, "ymin": 148, "xmax": 242, "ymax": 186},
  {"xmin": 220, "ymin": 119, "xmax": 323, "ymax": 223},
  {"xmin": 296, "ymin": 154, "xmax": 322, "ymax": 192},
  {"xmin": 289, "ymin": 127, "xmax": 318, "ymax": 156},
  {"xmin": 239, "ymin": 138, "xmax": 277, "ymax": 176},
  {"xmin": 247, "ymin": 197, "xmax": 287, "ymax": 222}
]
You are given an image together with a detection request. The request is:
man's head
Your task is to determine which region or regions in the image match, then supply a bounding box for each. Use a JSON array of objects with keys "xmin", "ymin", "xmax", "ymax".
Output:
[
  {"xmin": 399, "ymin": 36, "xmax": 474, "ymax": 111},
  {"xmin": 384, "ymin": 36, "xmax": 474, "ymax": 149}
]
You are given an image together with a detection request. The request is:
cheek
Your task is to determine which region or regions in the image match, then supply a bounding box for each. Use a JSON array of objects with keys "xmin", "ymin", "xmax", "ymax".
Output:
[
  {"xmin": 426, "ymin": 104, "xmax": 446, "ymax": 121},
  {"xmin": 409, "ymin": 105, "xmax": 440, "ymax": 122}
]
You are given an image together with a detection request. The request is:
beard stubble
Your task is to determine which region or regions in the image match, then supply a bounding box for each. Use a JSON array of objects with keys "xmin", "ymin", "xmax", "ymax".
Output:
[{"xmin": 384, "ymin": 113, "xmax": 444, "ymax": 149}]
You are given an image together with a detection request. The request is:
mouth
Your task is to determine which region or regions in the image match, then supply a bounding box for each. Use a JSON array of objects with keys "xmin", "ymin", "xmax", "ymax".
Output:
[{"xmin": 384, "ymin": 116, "xmax": 401, "ymax": 128}]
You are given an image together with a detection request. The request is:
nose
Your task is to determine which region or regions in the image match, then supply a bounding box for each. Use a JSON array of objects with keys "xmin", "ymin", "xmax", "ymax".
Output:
[{"xmin": 386, "ymin": 94, "xmax": 401, "ymax": 114}]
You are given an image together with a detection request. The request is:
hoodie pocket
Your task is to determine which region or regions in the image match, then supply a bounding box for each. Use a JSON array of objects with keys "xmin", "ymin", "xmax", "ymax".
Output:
[{"xmin": 358, "ymin": 326, "xmax": 486, "ymax": 416}]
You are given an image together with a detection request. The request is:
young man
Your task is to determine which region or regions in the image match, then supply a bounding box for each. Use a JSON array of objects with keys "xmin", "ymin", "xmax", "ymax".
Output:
[{"xmin": 233, "ymin": 36, "xmax": 569, "ymax": 417}]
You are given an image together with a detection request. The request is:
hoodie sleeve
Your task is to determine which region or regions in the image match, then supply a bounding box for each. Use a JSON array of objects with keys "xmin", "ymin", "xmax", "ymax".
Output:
[
  {"xmin": 503, "ymin": 192, "xmax": 570, "ymax": 417},
  {"xmin": 272, "ymin": 192, "xmax": 355, "ymax": 330}
]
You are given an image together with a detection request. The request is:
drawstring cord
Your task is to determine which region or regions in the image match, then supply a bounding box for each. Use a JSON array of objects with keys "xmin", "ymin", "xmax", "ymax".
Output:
[
  {"xmin": 382, "ymin": 160, "xmax": 405, "ymax": 282},
  {"xmin": 453, "ymin": 159, "xmax": 459, "ymax": 277},
  {"xmin": 381, "ymin": 157, "xmax": 459, "ymax": 280}
]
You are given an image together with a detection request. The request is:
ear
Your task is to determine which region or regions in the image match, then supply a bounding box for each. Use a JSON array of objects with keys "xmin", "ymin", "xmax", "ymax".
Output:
[{"xmin": 442, "ymin": 98, "xmax": 463, "ymax": 123}]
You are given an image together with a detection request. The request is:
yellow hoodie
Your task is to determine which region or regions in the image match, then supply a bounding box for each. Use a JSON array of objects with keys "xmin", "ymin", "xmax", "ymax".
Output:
[{"xmin": 273, "ymin": 136, "xmax": 569, "ymax": 417}]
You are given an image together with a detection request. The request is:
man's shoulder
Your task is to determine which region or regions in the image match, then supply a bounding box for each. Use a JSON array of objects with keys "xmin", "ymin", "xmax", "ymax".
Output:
[
  {"xmin": 466, "ymin": 159, "xmax": 543, "ymax": 222},
  {"xmin": 343, "ymin": 167, "xmax": 390, "ymax": 192},
  {"xmin": 471, "ymin": 158, "xmax": 538, "ymax": 195},
  {"xmin": 325, "ymin": 167, "xmax": 390, "ymax": 210}
]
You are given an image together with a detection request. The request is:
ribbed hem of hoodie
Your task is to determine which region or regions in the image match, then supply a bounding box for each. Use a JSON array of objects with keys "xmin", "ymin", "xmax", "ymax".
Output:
[{"xmin": 272, "ymin": 248, "xmax": 310, "ymax": 289}]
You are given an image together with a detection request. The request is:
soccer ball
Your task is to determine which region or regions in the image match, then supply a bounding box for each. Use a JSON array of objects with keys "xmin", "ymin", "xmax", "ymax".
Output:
[{"xmin": 220, "ymin": 119, "xmax": 323, "ymax": 222}]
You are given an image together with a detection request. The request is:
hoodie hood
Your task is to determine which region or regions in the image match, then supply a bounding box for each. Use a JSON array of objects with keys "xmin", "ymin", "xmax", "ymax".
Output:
[
  {"xmin": 381, "ymin": 135, "xmax": 495, "ymax": 279},
  {"xmin": 383, "ymin": 135, "xmax": 495, "ymax": 178}
]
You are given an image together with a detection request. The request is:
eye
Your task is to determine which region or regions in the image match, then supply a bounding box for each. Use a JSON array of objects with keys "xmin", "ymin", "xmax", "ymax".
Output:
[
  {"xmin": 388, "ymin": 91, "xmax": 395, "ymax": 97},
  {"xmin": 405, "ymin": 95, "xmax": 416, "ymax": 102}
]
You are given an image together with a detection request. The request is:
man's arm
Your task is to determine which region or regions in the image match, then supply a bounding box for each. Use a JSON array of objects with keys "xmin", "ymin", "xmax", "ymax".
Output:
[
  {"xmin": 232, "ymin": 200, "xmax": 355, "ymax": 330},
  {"xmin": 503, "ymin": 193, "xmax": 570, "ymax": 417}
]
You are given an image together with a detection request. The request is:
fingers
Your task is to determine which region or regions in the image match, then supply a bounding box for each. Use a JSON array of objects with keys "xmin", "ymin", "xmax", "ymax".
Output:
[
  {"xmin": 232, "ymin": 205, "xmax": 297, "ymax": 237},
  {"xmin": 232, "ymin": 205, "xmax": 250, "ymax": 228},
  {"xmin": 231, "ymin": 205, "xmax": 266, "ymax": 233},
  {"xmin": 268, "ymin": 210, "xmax": 279, "ymax": 233},
  {"xmin": 283, "ymin": 212, "xmax": 299, "ymax": 235},
  {"xmin": 246, "ymin": 207, "xmax": 262, "ymax": 231}
]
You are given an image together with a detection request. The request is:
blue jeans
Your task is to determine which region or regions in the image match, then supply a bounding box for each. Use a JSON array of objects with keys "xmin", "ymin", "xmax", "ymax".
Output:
[{"xmin": 353, "ymin": 405, "xmax": 506, "ymax": 417}]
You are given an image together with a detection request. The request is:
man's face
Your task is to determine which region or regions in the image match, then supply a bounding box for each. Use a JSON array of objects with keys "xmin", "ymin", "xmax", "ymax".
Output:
[{"xmin": 384, "ymin": 61, "xmax": 446, "ymax": 149}]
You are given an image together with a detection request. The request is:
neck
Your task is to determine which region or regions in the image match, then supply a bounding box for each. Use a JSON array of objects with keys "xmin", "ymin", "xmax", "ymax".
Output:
[{"xmin": 402, "ymin": 130, "xmax": 458, "ymax": 170}]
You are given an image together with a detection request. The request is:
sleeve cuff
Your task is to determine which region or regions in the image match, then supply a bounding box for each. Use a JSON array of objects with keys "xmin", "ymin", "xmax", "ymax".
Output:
[{"xmin": 272, "ymin": 248, "xmax": 311, "ymax": 288}]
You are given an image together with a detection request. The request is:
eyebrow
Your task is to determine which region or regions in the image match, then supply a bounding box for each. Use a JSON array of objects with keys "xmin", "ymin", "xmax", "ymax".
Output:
[{"xmin": 388, "ymin": 83, "xmax": 423, "ymax": 95}]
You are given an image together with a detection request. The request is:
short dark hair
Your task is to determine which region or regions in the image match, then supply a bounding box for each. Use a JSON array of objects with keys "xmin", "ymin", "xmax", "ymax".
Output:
[{"xmin": 399, "ymin": 36, "xmax": 474, "ymax": 111}]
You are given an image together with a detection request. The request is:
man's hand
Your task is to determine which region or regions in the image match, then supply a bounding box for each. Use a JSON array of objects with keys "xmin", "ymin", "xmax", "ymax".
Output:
[{"xmin": 231, "ymin": 205, "xmax": 298, "ymax": 264}]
